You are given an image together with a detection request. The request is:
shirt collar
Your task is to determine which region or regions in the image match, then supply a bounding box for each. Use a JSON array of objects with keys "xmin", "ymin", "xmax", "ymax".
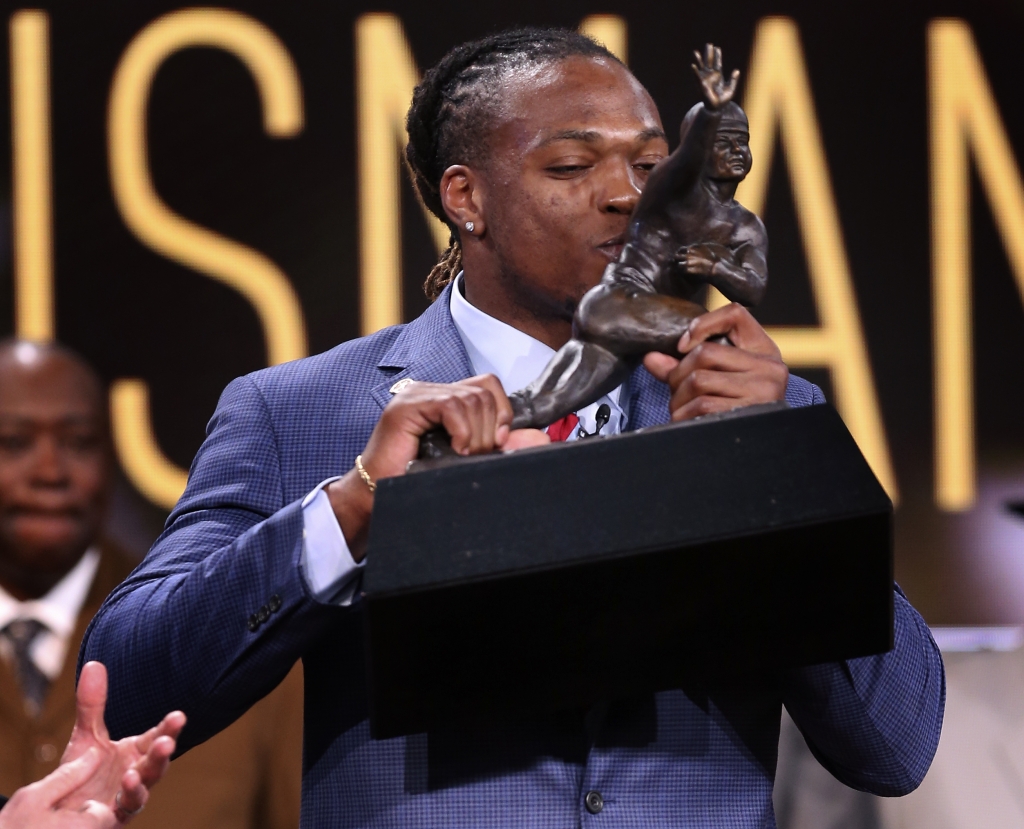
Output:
[
  {"xmin": 448, "ymin": 273, "xmax": 622, "ymax": 407},
  {"xmin": 0, "ymin": 547, "xmax": 101, "ymax": 638},
  {"xmin": 448, "ymin": 272, "xmax": 560, "ymax": 394}
]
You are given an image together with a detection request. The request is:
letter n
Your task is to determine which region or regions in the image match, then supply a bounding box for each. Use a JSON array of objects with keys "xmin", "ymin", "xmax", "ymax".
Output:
[{"xmin": 929, "ymin": 20, "xmax": 1024, "ymax": 511}]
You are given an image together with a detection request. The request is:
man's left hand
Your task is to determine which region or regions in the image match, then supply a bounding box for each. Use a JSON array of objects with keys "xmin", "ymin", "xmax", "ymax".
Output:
[
  {"xmin": 642, "ymin": 302, "xmax": 788, "ymax": 420},
  {"xmin": 58, "ymin": 662, "xmax": 185, "ymax": 820}
]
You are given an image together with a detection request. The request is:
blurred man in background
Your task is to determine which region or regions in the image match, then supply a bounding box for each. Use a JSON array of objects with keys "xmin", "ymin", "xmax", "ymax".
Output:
[{"xmin": 0, "ymin": 339, "xmax": 304, "ymax": 829}]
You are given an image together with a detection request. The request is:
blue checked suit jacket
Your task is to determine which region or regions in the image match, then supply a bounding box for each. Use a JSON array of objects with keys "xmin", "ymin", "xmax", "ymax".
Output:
[{"xmin": 81, "ymin": 284, "xmax": 944, "ymax": 828}]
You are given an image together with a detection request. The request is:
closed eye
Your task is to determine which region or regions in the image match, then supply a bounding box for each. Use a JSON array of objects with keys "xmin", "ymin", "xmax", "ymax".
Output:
[{"xmin": 547, "ymin": 165, "xmax": 590, "ymax": 177}]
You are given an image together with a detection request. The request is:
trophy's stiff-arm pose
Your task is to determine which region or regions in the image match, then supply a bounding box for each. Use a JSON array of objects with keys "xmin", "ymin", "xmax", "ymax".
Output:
[{"xmin": 509, "ymin": 45, "xmax": 768, "ymax": 430}]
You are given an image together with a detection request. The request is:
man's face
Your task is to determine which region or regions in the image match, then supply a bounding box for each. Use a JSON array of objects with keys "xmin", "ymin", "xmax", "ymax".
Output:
[
  {"xmin": 706, "ymin": 128, "xmax": 751, "ymax": 181},
  {"xmin": 0, "ymin": 346, "xmax": 110, "ymax": 596},
  {"xmin": 475, "ymin": 56, "xmax": 668, "ymax": 320}
]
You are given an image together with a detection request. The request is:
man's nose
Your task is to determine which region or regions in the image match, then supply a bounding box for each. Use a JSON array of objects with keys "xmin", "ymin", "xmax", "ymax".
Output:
[
  {"xmin": 29, "ymin": 437, "xmax": 69, "ymax": 486},
  {"xmin": 599, "ymin": 161, "xmax": 641, "ymax": 215}
]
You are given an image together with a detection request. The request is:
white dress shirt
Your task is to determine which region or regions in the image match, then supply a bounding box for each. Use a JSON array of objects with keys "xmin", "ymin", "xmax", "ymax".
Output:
[
  {"xmin": 448, "ymin": 273, "xmax": 626, "ymax": 439},
  {"xmin": 299, "ymin": 273, "xmax": 627, "ymax": 604},
  {"xmin": 0, "ymin": 547, "xmax": 100, "ymax": 680}
]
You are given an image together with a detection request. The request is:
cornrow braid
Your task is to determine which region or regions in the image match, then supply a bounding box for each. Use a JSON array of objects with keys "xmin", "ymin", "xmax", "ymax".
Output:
[
  {"xmin": 424, "ymin": 233, "xmax": 463, "ymax": 302},
  {"xmin": 405, "ymin": 27, "xmax": 621, "ymax": 300}
]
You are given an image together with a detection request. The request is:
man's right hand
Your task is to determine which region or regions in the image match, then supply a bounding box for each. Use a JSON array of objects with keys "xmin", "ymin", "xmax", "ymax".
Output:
[
  {"xmin": 327, "ymin": 374, "xmax": 548, "ymax": 558},
  {"xmin": 0, "ymin": 748, "xmax": 118, "ymax": 829}
]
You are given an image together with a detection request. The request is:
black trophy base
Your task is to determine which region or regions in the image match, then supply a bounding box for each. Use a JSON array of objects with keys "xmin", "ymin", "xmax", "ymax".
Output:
[{"xmin": 362, "ymin": 403, "xmax": 893, "ymax": 739}]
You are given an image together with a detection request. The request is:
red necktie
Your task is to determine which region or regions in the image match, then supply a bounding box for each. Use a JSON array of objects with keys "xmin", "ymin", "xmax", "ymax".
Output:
[{"xmin": 546, "ymin": 413, "xmax": 579, "ymax": 442}]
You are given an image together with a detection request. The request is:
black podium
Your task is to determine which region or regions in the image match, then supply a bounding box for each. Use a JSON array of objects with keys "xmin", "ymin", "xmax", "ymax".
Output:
[{"xmin": 362, "ymin": 403, "xmax": 893, "ymax": 739}]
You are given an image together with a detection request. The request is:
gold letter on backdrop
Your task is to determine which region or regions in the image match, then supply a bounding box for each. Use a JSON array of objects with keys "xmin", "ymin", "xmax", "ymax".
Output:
[
  {"xmin": 355, "ymin": 14, "xmax": 626, "ymax": 335},
  {"xmin": 355, "ymin": 13, "xmax": 448, "ymax": 336},
  {"xmin": 708, "ymin": 17, "xmax": 898, "ymax": 501},
  {"xmin": 929, "ymin": 20, "xmax": 1024, "ymax": 511},
  {"xmin": 108, "ymin": 8, "xmax": 307, "ymax": 509},
  {"xmin": 9, "ymin": 10, "xmax": 54, "ymax": 341}
]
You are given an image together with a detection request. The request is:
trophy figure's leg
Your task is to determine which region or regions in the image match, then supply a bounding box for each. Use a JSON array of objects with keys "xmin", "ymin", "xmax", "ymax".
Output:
[
  {"xmin": 574, "ymin": 283, "xmax": 706, "ymax": 356},
  {"xmin": 509, "ymin": 283, "xmax": 706, "ymax": 430},
  {"xmin": 509, "ymin": 341, "xmax": 632, "ymax": 430}
]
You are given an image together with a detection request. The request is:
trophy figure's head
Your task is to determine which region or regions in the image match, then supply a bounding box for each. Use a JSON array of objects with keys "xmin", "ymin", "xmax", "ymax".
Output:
[
  {"xmin": 679, "ymin": 100, "xmax": 752, "ymax": 184},
  {"xmin": 708, "ymin": 102, "xmax": 751, "ymax": 183}
]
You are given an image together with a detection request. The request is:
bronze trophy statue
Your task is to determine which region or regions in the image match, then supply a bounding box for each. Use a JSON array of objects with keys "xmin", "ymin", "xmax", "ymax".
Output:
[
  {"xmin": 420, "ymin": 44, "xmax": 767, "ymax": 458},
  {"xmin": 371, "ymin": 47, "xmax": 894, "ymax": 739}
]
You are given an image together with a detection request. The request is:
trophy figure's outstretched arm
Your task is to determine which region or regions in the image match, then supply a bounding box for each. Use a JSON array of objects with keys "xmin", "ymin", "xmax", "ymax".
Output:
[{"xmin": 632, "ymin": 46, "xmax": 740, "ymax": 226}]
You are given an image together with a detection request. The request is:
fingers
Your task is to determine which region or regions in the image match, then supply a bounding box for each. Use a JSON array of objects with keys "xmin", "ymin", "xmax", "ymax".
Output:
[
  {"xmin": 678, "ymin": 303, "xmax": 781, "ymax": 358},
  {"xmin": 724, "ymin": 69, "xmax": 740, "ymax": 97},
  {"xmin": 35, "ymin": 748, "xmax": 103, "ymax": 804},
  {"xmin": 73, "ymin": 663, "xmax": 110, "ymax": 742},
  {"xmin": 113, "ymin": 765, "xmax": 150, "ymax": 822},
  {"xmin": 460, "ymin": 374, "xmax": 514, "ymax": 447},
  {"xmin": 642, "ymin": 352, "xmax": 680, "ymax": 382},
  {"xmin": 665, "ymin": 342, "xmax": 788, "ymax": 420},
  {"xmin": 129, "ymin": 729, "xmax": 178, "ymax": 791},
  {"xmin": 129, "ymin": 709, "xmax": 184, "ymax": 757},
  {"xmin": 156, "ymin": 710, "xmax": 186, "ymax": 742},
  {"xmin": 503, "ymin": 428, "xmax": 551, "ymax": 452},
  {"xmin": 390, "ymin": 375, "xmax": 511, "ymax": 456},
  {"xmin": 363, "ymin": 375, "xmax": 515, "ymax": 478},
  {"xmin": 644, "ymin": 307, "xmax": 788, "ymax": 422},
  {"xmin": 439, "ymin": 382, "xmax": 497, "ymax": 455},
  {"xmin": 113, "ymin": 718, "xmax": 178, "ymax": 827},
  {"xmin": 114, "ymin": 767, "xmax": 147, "ymax": 821}
]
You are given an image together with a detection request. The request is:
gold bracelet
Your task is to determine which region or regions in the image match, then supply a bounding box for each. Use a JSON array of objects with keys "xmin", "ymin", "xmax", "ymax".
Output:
[{"xmin": 354, "ymin": 454, "xmax": 376, "ymax": 493}]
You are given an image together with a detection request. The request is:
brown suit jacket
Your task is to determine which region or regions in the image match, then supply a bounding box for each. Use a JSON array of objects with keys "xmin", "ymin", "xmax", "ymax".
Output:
[{"xmin": 0, "ymin": 543, "xmax": 304, "ymax": 829}]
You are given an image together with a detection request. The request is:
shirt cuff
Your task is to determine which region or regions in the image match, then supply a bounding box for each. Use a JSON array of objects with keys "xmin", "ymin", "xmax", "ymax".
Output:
[{"xmin": 300, "ymin": 477, "xmax": 365, "ymax": 606}]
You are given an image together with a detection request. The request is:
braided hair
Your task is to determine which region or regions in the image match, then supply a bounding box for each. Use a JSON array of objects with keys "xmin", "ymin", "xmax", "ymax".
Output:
[{"xmin": 405, "ymin": 28, "xmax": 622, "ymax": 300}]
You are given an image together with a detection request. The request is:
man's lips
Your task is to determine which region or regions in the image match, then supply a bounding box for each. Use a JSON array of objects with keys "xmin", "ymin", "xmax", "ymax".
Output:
[
  {"xmin": 598, "ymin": 236, "xmax": 625, "ymax": 261},
  {"xmin": 6, "ymin": 506, "xmax": 84, "ymax": 523}
]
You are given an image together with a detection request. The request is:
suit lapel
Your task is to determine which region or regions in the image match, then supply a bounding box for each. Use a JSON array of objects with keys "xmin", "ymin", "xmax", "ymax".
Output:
[
  {"xmin": 0, "ymin": 654, "xmax": 26, "ymax": 722},
  {"xmin": 369, "ymin": 283, "xmax": 474, "ymax": 411},
  {"xmin": 364, "ymin": 283, "xmax": 671, "ymax": 431}
]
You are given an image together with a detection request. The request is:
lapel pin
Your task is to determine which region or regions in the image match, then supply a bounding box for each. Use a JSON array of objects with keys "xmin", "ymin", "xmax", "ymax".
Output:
[{"xmin": 390, "ymin": 378, "xmax": 416, "ymax": 395}]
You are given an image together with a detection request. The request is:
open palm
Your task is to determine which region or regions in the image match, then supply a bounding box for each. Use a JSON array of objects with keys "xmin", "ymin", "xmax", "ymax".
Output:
[
  {"xmin": 57, "ymin": 662, "xmax": 185, "ymax": 818},
  {"xmin": 692, "ymin": 43, "xmax": 740, "ymax": 110}
]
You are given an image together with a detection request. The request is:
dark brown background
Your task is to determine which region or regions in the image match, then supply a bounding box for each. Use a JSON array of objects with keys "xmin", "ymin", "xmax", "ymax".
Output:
[{"xmin": 2, "ymin": 0, "xmax": 1023, "ymax": 624}]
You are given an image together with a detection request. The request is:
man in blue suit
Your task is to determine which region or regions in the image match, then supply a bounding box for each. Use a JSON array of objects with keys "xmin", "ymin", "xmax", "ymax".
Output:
[{"xmin": 81, "ymin": 28, "xmax": 944, "ymax": 829}]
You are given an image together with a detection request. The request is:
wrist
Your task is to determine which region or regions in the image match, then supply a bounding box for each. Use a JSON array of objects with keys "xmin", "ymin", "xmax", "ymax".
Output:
[{"xmin": 326, "ymin": 470, "xmax": 375, "ymax": 561}]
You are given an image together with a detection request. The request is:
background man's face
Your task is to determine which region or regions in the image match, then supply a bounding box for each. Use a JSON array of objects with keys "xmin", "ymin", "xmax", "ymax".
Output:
[
  {"xmin": 0, "ymin": 345, "xmax": 110, "ymax": 598},
  {"xmin": 707, "ymin": 129, "xmax": 752, "ymax": 181}
]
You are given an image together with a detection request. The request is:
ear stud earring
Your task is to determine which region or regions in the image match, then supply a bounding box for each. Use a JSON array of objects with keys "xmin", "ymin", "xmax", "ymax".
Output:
[{"xmin": 465, "ymin": 221, "xmax": 475, "ymax": 233}]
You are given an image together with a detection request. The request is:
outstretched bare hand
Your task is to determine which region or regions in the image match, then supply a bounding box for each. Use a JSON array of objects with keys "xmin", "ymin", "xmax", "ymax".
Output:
[
  {"xmin": 692, "ymin": 43, "xmax": 739, "ymax": 110},
  {"xmin": 58, "ymin": 662, "xmax": 185, "ymax": 821}
]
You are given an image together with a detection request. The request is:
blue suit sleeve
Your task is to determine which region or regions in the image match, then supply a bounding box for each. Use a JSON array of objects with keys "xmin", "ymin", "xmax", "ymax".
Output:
[
  {"xmin": 79, "ymin": 376, "xmax": 344, "ymax": 750},
  {"xmin": 781, "ymin": 585, "xmax": 945, "ymax": 795}
]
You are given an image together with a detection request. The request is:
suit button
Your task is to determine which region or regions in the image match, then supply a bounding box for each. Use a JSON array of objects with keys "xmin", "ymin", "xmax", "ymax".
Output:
[
  {"xmin": 268, "ymin": 594, "xmax": 282, "ymax": 612},
  {"xmin": 257, "ymin": 606, "xmax": 270, "ymax": 623},
  {"xmin": 584, "ymin": 790, "xmax": 604, "ymax": 814},
  {"xmin": 247, "ymin": 614, "xmax": 260, "ymax": 631}
]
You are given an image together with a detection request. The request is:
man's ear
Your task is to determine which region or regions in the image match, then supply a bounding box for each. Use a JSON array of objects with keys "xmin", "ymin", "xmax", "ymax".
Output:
[{"xmin": 439, "ymin": 165, "xmax": 486, "ymax": 237}]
